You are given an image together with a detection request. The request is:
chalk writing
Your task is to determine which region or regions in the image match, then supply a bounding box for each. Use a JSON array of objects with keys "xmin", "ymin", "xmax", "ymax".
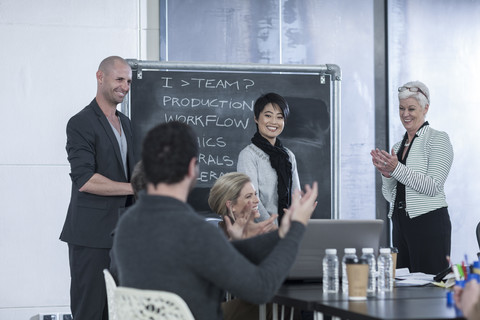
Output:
[
  {"xmin": 164, "ymin": 114, "xmax": 249, "ymax": 129},
  {"xmin": 163, "ymin": 96, "xmax": 254, "ymax": 111},
  {"xmin": 160, "ymin": 77, "xmax": 255, "ymax": 90},
  {"xmin": 197, "ymin": 136, "xmax": 227, "ymax": 148},
  {"xmin": 198, "ymin": 170, "xmax": 226, "ymax": 183},
  {"xmin": 198, "ymin": 153, "xmax": 235, "ymax": 167},
  {"xmin": 161, "ymin": 77, "xmax": 173, "ymax": 88}
]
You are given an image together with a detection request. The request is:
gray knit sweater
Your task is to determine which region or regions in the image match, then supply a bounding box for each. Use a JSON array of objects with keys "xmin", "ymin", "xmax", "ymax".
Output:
[
  {"xmin": 237, "ymin": 143, "xmax": 301, "ymax": 222},
  {"xmin": 111, "ymin": 193, "xmax": 306, "ymax": 320}
]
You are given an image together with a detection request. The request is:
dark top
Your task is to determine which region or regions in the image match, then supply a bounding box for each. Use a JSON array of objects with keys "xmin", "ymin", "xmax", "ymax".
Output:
[
  {"xmin": 393, "ymin": 121, "xmax": 428, "ymax": 215},
  {"xmin": 60, "ymin": 98, "xmax": 136, "ymax": 248},
  {"xmin": 111, "ymin": 193, "xmax": 306, "ymax": 320}
]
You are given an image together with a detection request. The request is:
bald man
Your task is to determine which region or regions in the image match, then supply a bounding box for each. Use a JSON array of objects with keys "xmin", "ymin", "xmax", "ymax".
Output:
[{"xmin": 60, "ymin": 56, "xmax": 136, "ymax": 320}]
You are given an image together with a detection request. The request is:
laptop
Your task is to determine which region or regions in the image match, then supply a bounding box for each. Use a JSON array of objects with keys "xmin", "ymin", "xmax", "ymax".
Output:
[{"xmin": 287, "ymin": 219, "xmax": 384, "ymax": 281}]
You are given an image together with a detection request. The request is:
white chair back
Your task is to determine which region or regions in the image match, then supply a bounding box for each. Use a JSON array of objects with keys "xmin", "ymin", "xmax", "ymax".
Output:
[
  {"xmin": 103, "ymin": 269, "xmax": 118, "ymax": 320},
  {"xmin": 114, "ymin": 286, "xmax": 195, "ymax": 320}
]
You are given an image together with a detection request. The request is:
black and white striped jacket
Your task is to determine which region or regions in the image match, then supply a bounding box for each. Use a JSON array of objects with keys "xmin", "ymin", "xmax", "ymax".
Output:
[{"xmin": 382, "ymin": 124, "xmax": 454, "ymax": 219}]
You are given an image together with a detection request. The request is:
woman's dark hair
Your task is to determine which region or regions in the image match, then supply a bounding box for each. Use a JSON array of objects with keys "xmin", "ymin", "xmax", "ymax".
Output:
[
  {"xmin": 130, "ymin": 160, "xmax": 146, "ymax": 199},
  {"xmin": 253, "ymin": 92, "xmax": 290, "ymax": 122}
]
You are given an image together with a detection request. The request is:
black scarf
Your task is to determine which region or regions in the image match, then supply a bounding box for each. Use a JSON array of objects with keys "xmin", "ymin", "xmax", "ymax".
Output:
[{"xmin": 251, "ymin": 132, "xmax": 293, "ymax": 220}]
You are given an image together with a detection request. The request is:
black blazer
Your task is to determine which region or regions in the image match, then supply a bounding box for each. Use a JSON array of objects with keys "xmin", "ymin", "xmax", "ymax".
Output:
[{"xmin": 60, "ymin": 99, "xmax": 136, "ymax": 248}]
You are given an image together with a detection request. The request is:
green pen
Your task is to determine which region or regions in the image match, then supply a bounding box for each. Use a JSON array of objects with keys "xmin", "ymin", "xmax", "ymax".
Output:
[{"xmin": 457, "ymin": 264, "xmax": 465, "ymax": 279}]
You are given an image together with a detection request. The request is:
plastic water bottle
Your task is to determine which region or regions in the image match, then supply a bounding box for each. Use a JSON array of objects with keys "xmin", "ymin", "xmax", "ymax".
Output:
[
  {"xmin": 341, "ymin": 248, "xmax": 357, "ymax": 292},
  {"xmin": 377, "ymin": 247, "xmax": 393, "ymax": 292},
  {"xmin": 323, "ymin": 248, "xmax": 339, "ymax": 293},
  {"xmin": 361, "ymin": 248, "xmax": 377, "ymax": 293}
]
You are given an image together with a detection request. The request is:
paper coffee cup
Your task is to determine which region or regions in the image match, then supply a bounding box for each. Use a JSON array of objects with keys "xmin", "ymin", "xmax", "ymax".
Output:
[{"xmin": 346, "ymin": 257, "xmax": 369, "ymax": 300}]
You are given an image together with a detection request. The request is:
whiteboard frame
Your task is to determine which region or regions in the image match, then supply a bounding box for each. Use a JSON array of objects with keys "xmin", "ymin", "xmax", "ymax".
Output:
[{"xmin": 122, "ymin": 60, "xmax": 341, "ymax": 219}]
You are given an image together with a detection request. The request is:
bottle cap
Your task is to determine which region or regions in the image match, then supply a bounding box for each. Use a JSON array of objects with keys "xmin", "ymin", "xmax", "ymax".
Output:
[
  {"xmin": 379, "ymin": 248, "xmax": 391, "ymax": 254},
  {"xmin": 473, "ymin": 260, "xmax": 480, "ymax": 269},
  {"xmin": 468, "ymin": 273, "xmax": 480, "ymax": 283},
  {"xmin": 344, "ymin": 248, "xmax": 356, "ymax": 254},
  {"xmin": 326, "ymin": 248, "xmax": 337, "ymax": 254},
  {"xmin": 362, "ymin": 248, "xmax": 374, "ymax": 254}
]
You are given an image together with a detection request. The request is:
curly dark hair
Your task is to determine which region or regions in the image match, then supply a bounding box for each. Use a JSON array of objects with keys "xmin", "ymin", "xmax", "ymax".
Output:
[{"xmin": 142, "ymin": 121, "xmax": 198, "ymax": 185}]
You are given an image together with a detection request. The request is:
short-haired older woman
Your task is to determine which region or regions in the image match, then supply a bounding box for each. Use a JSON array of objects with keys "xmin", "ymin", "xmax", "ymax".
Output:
[
  {"xmin": 370, "ymin": 80, "xmax": 453, "ymax": 275},
  {"xmin": 208, "ymin": 172, "xmax": 277, "ymax": 240},
  {"xmin": 237, "ymin": 92, "xmax": 300, "ymax": 224}
]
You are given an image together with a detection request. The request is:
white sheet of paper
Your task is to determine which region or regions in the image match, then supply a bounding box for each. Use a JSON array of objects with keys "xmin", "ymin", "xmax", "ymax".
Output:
[{"xmin": 394, "ymin": 268, "xmax": 435, "ymax": 286}]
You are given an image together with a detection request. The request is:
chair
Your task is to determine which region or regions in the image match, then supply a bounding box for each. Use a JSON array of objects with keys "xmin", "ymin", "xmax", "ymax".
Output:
[
  {"xmin": 114, "ymin": 286, "xmax": 195, "ymax": 320},
  {"xmin": 205, "ymin": 216, "xmax": 223, "ymax": 227},
  {"xmin": 103, "ymin": 269, "xmax": 118, "ymax": 320}
]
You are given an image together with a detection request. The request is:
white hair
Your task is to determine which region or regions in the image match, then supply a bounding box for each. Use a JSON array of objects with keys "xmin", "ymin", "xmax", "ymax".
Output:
[{"xmin": 398, "ymin": 80, "xmax": 430, "ymax": 109}]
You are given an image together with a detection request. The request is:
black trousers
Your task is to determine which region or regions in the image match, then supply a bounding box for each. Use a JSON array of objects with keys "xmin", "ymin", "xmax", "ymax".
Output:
[
  {"xmin": 68, "ymin": 244, "xmax": 110, "ymax": 320},
  {"xmin": 392, "ymin": 206, "xmax": 451, "ymax": 275}
]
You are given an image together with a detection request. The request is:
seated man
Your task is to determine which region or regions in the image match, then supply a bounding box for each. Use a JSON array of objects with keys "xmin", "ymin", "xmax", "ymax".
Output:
[{"xmin": 111, "ymin": 121, "xmax": 318, "ymax": 320}]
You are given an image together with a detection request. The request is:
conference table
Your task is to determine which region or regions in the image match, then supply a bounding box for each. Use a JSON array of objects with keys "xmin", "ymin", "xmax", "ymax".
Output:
[{"xmin": 264, "ymin": 282, "xmax": 464, "ymax": 320}]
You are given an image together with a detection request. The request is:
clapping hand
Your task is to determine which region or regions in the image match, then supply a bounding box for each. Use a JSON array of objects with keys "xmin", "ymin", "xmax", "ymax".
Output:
[
  {"xmin": 370, "ymin": 148, "xmax": 398, "ymax": 177},
  {"xmin": 278, "ymin": 182, "xmax": 318, "ymax": 238},
  {"xmin": 224, "ymin": 201, "xmax": 278, "ymax": 240}
]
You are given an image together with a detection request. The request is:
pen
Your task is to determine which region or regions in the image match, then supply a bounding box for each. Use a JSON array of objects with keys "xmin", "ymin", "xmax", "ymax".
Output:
[
  {"xmin": 458, "ymin": 264, "xmax": 465, "ymax": 280},
  {"xmin": 462, "ymin": 261, "xmax": 468, "ymax": 280},
  {"xmin": 453, "ymin": 264, "xmax": 461, "ymax": 281}
]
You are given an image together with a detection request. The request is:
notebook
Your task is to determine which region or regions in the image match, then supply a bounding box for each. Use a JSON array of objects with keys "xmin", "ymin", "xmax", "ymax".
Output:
[{"xmin": 287, "ymin": 219, "xmax": 384, "ymax": 281}]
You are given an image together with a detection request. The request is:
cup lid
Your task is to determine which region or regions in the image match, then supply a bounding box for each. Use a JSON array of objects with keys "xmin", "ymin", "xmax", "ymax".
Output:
[{"xmin": 345, "ymin": 257, "xmax": 368, "ymax": 264}]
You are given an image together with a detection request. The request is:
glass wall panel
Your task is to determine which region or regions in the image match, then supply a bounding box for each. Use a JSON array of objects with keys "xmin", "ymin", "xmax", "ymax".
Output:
[
  {"xmin": 166, "ymin": 0, "xmax": 280, "ymax": 63},
  {"xmin": 279, "ymin": 0, "xmax": 375, "ymax": 219},
  {"xmin": 388, "ymin": 0, "xmax": 480, "ymax": 262},
  {"xmin": 163, "ymin": 0, "xmax": 376, "ymax": 220}
]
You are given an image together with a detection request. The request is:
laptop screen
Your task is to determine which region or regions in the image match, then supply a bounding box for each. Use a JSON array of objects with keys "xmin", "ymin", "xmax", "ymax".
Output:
[{"xmin": 287, "ymin": 219, "xmax": 384, "ymax": 281}]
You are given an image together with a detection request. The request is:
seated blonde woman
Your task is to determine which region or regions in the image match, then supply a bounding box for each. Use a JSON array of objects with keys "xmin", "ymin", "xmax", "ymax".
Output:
[
  {"xmin": 208, "ymin": 172, "xmax": 278, "ymax": 240},
  {"xmin": 208, "ymin": 172, "xmax": 280, "ymax": 320}
]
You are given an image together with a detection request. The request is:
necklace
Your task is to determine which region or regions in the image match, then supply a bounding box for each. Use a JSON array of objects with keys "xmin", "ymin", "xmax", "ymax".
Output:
[{"xmin": 404, "ymin": 141, "xmax": 410, "ymax": 147}]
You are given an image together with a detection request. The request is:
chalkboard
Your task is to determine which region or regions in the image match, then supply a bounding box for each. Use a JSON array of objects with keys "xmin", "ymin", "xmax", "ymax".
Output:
[{"xmin": 124, "ymin": 61, "xmax": 341, "ymax": 219}]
